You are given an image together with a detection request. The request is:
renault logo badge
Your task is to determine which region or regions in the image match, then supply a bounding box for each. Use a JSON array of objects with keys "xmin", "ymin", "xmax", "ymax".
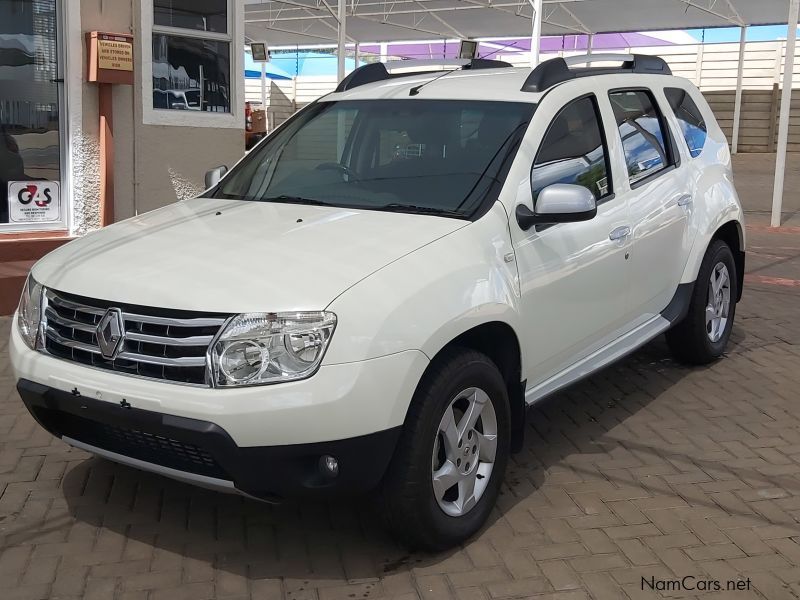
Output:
[{"xmin": 96, "ymin": 308, "xmax": 125, "ymax": 359}]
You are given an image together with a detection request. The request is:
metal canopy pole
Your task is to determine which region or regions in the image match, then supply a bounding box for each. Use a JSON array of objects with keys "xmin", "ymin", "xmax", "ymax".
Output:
[
  {"xmin": 771, "ymin": 0, "xmax": 799, "ymax": 227},
  {"xmin": 732, "ymin": 26, "xmax": 747, "ymax": 154},
  {"xmin": 337, "ymin": 0, "xmax": 347, "ymax": 82},
  {"xmin": 260, "ymin": 61, "xmax": 267, "ymax": 108},
  {"xmin": 529, "ymin": 0, "xmax": 543, "ymax": 67},
  {"xmin": 587, "ymin": 33, "xmax": 593, "ymax": 66}
]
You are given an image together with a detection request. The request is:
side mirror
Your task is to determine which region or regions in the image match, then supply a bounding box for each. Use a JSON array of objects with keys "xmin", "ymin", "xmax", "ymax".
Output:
[
  {"xmin": 204, "ymin": 165, "xmax": 228, "ymax": 189},
  {"xmin": 516, "ymin": 183, "xmax": 597, "ymax": 231}
]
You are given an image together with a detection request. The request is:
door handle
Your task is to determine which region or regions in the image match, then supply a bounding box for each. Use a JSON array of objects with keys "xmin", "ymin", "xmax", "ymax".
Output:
[
  {"xmin": 609, "ymin": 226, "xmax": 631, "ymax": 241},
  {"xmin": 676, "ymin": 194, "xmax": 693, "ymax": 207}
]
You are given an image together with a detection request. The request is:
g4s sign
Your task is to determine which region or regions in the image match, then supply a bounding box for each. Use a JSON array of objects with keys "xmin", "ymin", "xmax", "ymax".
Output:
[{"xmin": 8, "ymin": 181, "xmax": 61, "ymax": 223}]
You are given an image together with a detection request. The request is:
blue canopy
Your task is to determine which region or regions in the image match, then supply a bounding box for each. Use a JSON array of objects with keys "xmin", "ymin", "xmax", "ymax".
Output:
[
  {"xmin": 244, "ymin": 53, "xmax": 293, "ymax": 80},
  {"xmin": 268, "ymin": 51, "xmax": 362, "ymax": 77}
]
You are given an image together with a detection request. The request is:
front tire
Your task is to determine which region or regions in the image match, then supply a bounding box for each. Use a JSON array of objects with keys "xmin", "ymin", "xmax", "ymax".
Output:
[
  {"xmin": 666, "ymin": 239, "xmax": 737, "ymax": 365},
  {"xmin": 382, "ymin": 348, "xmax": 510, "ymax": 550}
]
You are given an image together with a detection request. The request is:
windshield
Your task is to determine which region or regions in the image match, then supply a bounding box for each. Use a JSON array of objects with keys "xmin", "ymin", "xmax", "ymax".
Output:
[{"xmin": 208, "ymin": 99, "xmax": 535, "ymax": 217}]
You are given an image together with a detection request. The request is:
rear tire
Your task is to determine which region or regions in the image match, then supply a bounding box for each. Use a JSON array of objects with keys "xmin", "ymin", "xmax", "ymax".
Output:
[
  {"xmin": 382, "ymin": 348, "xmax": 510, "ymax": 551},
  {"xmin": 666, "ymin": 239, "xmax": 737, "ymax": 365}
]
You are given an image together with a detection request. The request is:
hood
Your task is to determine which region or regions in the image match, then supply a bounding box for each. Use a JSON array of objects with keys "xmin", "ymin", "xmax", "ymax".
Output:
[{"xmin": 33, "ymin": 198, "xmax": 466, "ymax": 313}]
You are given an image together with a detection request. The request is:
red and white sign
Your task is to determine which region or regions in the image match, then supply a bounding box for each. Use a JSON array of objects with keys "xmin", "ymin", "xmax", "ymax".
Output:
[{"xmin": 8, "ymin": 181, "xmax": 61, "ymax": 223}]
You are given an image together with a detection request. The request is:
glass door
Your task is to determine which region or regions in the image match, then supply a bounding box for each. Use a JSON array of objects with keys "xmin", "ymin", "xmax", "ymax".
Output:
[{"xmin": 0, "ymin": 0, "xmax": 64, "ymax": 231}]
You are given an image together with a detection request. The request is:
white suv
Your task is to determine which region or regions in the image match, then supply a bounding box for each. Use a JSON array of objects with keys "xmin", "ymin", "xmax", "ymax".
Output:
[{"xmin": 12, "ymin": 54, "xmax": 745, "ymax": 550}]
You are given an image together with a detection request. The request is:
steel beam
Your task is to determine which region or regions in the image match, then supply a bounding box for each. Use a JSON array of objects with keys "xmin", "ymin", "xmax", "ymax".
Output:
[
  {"xmin": 529, "ymin": 0, "xmax": 542, "ymax": 67},
  {"xmin": 731, "ymin": 25, "xmax": 746, "ymax": 154},
  {"xmin": 337, "ymin": 0, "xmax": 347, "ymax": 81},
  {"xmin": 772, "ymin": 0, "xmax": 799, "ymax": 227}
]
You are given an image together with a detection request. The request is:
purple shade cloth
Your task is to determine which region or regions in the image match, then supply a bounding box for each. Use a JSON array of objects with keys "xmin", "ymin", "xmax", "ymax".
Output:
[{"xmin": 358, "ymin": 32, "xmax": 673, "ymax": 60}]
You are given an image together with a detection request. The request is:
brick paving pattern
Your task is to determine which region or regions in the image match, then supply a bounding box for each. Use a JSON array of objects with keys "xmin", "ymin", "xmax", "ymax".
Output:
[{"xmin": 1, "ymin": 218, "xmax": 799, "ymax": 599}]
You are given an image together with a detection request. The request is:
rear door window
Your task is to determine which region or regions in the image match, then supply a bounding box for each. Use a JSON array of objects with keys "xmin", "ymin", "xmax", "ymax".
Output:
[
  {"xmin": 665, "ymin": 87, "xmax": 707, "ymax": 158},
  {"xmin": 609, "ymin": 89, "xmax": 673, "ymax": 185}
]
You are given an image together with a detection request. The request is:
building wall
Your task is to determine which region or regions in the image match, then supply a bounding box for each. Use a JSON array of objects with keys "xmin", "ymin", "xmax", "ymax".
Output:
[{"xmin": 76, "ymin": 0, "xmax": 243, "ymax": 229}]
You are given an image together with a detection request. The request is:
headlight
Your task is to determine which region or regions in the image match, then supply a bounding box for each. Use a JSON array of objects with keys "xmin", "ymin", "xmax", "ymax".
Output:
[
  {"xmin": 210, "ymin": 311, "xmax": 336, "ymax": 387},
  {"xmin": 17, "ymin": 274, "xmax": 44, "ymax": 350}
]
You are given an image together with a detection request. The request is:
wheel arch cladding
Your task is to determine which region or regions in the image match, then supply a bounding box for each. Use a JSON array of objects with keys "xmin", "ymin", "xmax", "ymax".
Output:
[
  {"xmin": 415, "ymin": 321, "xmax": 526, "ymax": 453},
  {"xmin": 712, "ymin": 220, "xmax": 745, "ymax": 302}
]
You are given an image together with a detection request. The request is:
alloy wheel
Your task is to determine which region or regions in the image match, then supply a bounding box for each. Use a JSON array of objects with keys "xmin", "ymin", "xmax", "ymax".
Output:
[
  {"xmin": 431, "ymin": 387, "xmax": 498, "ymax": 517},
  {"xmin": 706, "ymin": 262, "xmax": 731, "ymax": 343}
]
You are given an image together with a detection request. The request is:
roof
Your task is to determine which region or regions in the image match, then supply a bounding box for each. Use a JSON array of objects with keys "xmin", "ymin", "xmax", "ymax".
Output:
[
  {"xmin": 326, "ymin": 67, "xmax": 539, "ymax": 102},
  {"xmin": 322, "ymin": 59, "xmax": 689, "ymax": 103},
  {"xmin": 244, "ymin": 0, "xmax": 796, "ymax": 46}
]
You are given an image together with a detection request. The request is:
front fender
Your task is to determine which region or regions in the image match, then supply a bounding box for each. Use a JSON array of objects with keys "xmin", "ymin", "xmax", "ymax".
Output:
[{"xmin": 323, "ymin": 201, "xmax": 523, "ymax": 365}]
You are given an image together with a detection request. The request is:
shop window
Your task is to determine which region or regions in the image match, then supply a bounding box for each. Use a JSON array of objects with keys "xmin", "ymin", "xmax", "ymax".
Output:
[
  {"xmin": 151, "ymin": 0, "xmax": 231, "ymax": 113},
  {"xmin": 154, "ymin": 0, "xmax": 227, "ymax": 33},
  {"xmin": 1, "ymin": 0, "xmax": 66, "ymax": 231}
]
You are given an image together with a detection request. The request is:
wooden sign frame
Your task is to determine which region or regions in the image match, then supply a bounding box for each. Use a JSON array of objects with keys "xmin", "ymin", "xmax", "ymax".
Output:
[{"xmin": 86, "ymin": 31, "xmax": 134, "ymax": 85}]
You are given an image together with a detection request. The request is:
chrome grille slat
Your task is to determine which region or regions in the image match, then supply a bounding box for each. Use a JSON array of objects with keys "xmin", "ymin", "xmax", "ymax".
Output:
[
  {"xmin": 125, "ymin": 331, "xmax": 214, "ymax": 346},
  {"xmin": 44, "ymin": 307, "xmax": 98, "ymax": 333},
  {"xmin": 45, "ymin": 326, "xmax": 100, "ymax": 354},
  {"xmin": 40, "ymin": 289, "xmax": 229, "ymax": 386},
  {"xmin": 47, "ymin": 293, "xmax": 106, "ymax": 316},
  {"xmin": 116, "ymin": 351, "xmax": 206, "ymax": 368},
  {"xmin": 124, "ymin": 313, "xmax": 227, "ymax": 328}
]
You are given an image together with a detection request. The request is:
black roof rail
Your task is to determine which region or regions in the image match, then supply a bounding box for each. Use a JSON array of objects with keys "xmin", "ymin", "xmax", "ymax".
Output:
[
  {"xmin": 335, "ymin": 58, "xmax": 513, "ymax": 92},
  {"xmin": 521, "ymin": 53, "xmax": 672, "ymax": 93},
  {"xmin": 335, "ymin": 62, "xmax": 389, "ymax": 92}
]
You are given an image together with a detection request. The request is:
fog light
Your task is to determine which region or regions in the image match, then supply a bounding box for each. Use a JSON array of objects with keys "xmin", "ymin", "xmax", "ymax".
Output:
[{"xmin": 320, "ymin": 455, "xmax": 339, "ymax": 477}]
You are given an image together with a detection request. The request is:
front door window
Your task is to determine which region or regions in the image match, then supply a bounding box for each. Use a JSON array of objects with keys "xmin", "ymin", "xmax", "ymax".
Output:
[{"xmin": 0, "ymin": 0, "xmax": 64, "ymax": 231}]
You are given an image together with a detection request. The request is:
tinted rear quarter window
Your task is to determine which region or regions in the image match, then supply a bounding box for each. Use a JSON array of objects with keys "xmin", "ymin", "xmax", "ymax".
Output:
[{"xmin": 665, "ymin": 87, "xmax": 707, "ymax": 158}]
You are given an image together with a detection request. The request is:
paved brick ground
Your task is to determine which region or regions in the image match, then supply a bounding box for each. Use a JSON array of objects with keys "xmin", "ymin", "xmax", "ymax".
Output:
[{"xmin": 1, "ymin": 202, "xmax": 800, "ymax": 597}]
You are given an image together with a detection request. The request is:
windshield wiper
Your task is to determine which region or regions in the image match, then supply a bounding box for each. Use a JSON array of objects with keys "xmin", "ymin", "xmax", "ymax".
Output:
[
  {"xmin": 262, "ymin": 195, "xmax": 329, "ymax": 206},
  {"xmin": 379, "ymin": 203, "xmax": 464, "ymax": 218}
]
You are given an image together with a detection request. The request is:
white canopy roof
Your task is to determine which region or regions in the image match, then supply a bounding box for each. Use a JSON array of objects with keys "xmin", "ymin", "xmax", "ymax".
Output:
[{"xmin": 244, "ymin": 0, "xmax": 796, "ymax": 46}]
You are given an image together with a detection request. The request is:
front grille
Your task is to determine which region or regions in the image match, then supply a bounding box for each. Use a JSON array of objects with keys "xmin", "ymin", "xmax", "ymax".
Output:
[
  {"xmin": 50, "ymin": 410, "xmax": 228, "ymax": 479},
  {"xmin": 41, "ymin": 289, "xmax": 229, "ymax": 386}
]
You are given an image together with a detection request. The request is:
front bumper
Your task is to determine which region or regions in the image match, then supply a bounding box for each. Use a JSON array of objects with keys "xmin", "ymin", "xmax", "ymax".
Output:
[
  {"xmin": 11, "ymin": 318, "xmax": 429, "ymax": 499},
  {"xmin": 10, "ymin": 318, "xmax": 428, "ymax": 447},
  {"xmin": 18, "ymin": 378, "xmax": 401, "ymax": 500}
]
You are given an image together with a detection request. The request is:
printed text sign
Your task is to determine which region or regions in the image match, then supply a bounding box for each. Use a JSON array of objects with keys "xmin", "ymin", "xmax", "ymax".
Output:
[{"xmin": 8, "ymin": 181, "xmax": 61, "ymax": 223}]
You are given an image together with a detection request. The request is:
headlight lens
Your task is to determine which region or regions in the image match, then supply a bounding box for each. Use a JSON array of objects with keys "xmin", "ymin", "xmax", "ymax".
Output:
[
  {"xmin": 210, "ymin": 311, "xmax": 336, "ymax": 387},
  {"xmin": 17, "ymin": 274, "xmax": 44, "ymax": 350}
]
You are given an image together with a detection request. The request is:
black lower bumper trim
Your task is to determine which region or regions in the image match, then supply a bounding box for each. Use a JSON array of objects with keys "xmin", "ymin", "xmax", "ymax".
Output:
[{"xmin": 17, "ymin": 379, "xmax": 401, "ymax": 500}]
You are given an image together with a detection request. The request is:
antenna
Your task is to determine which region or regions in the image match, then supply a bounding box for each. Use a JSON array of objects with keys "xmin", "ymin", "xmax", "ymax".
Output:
[
  {"xmin": 409, "ymin": 68, "xmax": 457, "ymax": 96},
  {"xmin": 408, "ymin": 58, "xmax": 510, "ymax": 96}
]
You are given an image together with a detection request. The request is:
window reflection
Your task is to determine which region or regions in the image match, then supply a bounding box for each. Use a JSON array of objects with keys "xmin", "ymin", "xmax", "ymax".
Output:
[
  {"xmin": 212, "ymin": 100, "xmax": 534, "ymax": 216},
  {"xmin": 532, "ymin": 96, "xmax": 611, "ymax": 202},
  {"xmin": 154, "ymin": 0, "xmax": 227, "ymax": 33},
  {"xmin": 0, "ymin": 0, "xmax": 60, "ymax": 225},
  {"xmin": 152, "ymin": 34, "xmax": 230, "ymax": 113},
  {"xmin": 665, "ymin": 87, "xmax": 707, "ymax": 158},
  {"xmin": 609, "ymin": 90, "xmax": 670, "ymax": 183}
]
